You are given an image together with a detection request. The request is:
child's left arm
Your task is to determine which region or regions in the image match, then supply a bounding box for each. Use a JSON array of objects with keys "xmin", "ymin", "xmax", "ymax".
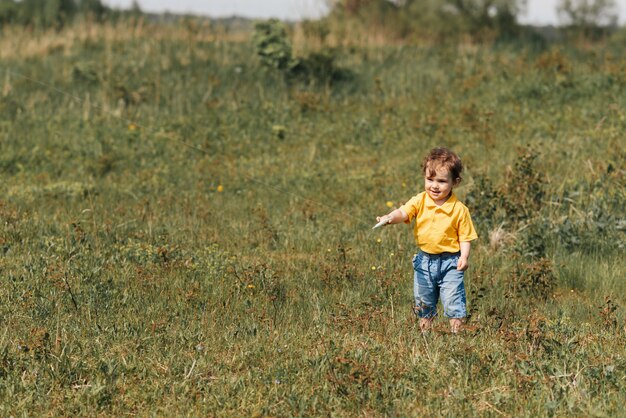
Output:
[{"xmin": 457, "ymin": 241, "xmax": 471, "ymax": 271}]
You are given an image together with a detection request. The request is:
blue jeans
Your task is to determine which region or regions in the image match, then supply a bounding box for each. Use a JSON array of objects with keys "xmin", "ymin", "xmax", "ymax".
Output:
[{"xmin": 412, "ymin": 251, "xmax": 466, "ymax": 319}]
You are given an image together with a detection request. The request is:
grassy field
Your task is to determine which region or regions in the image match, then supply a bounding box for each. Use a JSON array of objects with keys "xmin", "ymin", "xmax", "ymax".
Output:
[{"xmin": 0, "ymin": 21, "xmax": 625, "ymax": 416}]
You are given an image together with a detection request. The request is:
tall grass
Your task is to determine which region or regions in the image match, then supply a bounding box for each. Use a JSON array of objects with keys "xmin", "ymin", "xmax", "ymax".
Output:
[{"xmin": 0, "ymin": 20, "xmax": 624, "ymax": 415}]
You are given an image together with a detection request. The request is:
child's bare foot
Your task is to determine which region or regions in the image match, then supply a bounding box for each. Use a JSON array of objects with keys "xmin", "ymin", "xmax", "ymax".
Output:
[
  {"xmin": 449, "ymin": 318, "xmax": 463, "ymax": 334},
  {"xmin": 419, "ymin": 318, "xmax": 434, "ymax": 332}
]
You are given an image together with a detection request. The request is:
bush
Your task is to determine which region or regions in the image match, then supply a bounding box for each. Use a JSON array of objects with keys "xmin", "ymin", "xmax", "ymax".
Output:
[
  {"xmin": 252, "ymin": 19, "xmax": 295, "ymax": 71},
  {"xmin": 502, "ymin": 149, "xmax": 545, "ymax": 223},
  {"xmin": 467, "ymin": 148, "xmax": 547, "ymax": 254},
  {"xmin": 253, "ymin": 19, "xmax": 353, "ymax": 86}
]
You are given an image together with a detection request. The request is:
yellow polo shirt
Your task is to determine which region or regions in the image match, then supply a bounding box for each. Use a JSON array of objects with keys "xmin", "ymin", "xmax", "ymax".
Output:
[{"xmin": 399, "ymin": 192, "xmax": 477, "ymax": 254}]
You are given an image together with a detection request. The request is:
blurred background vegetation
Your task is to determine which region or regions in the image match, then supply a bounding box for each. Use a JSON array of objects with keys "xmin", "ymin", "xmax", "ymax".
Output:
[
  {"xmin": 0, "ymin": 0, "xmax": 624, "ymax": 42},
  {"xmin": 0, "ymin": 0, "xmax": 624, "ymax": 416},
  {"xmin": 323, "ymin": 0, "xmax": 622, "ymax": 41}
]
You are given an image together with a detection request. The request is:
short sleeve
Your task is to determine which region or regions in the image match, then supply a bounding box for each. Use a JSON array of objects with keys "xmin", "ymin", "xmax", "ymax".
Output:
[
  {"xmin": 457, "ymin": 206, "xmax": 478, "ymax": 242},
  {"xmin": 399, "ymin": 194, "xmax": 423, "ymax": 224}
]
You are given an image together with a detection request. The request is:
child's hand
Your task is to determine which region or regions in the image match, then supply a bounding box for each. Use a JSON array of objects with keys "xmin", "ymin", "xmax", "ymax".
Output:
[
  {"xmin": 376, "ymin": 215, "xmax": 391, "ymax": 225},
  {"xmin": 457, "ymin": 256, "xmax": 469, "ymax": 271}
]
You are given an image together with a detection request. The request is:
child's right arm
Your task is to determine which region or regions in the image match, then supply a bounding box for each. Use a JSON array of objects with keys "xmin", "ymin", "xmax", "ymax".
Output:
[{"xmin": 376, "ymin": 208, "xmax": 408, "ymax": 226}]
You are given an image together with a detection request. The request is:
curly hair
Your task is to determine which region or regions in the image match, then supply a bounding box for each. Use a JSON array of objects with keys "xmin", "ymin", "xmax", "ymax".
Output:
[{"xmin": 422, "ymin": 147, "xmax": 463, "ymax": 182}]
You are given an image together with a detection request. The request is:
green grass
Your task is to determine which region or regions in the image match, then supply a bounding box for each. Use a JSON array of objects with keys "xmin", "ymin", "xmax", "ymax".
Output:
[{"xmin": 0, "ymin": 21, "xmax": 625, "ymax": 415}]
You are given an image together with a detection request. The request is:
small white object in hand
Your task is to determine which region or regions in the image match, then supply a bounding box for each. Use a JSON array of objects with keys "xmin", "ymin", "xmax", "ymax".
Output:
[{"xmin": 372, "ymin": 217, "xmax": 390, "ymax": 229}]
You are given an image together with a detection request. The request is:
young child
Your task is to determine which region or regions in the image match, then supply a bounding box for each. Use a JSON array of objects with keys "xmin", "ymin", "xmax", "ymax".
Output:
[{"xmin": 376, "ymin": 147, "xmax": 477, "ymax": 333}]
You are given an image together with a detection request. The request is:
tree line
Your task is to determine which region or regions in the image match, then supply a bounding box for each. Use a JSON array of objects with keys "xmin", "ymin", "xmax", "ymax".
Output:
[
  {"xmin": 0, "ymin": 0, "xmax": 621, "ymax": 41},
  {"xmin": 327, "ymin": 0, "xmax": 621, "ymax": 40},
  {"xmin": 0, "ymin": 0, "xmax": 143, "ymax": 29}
]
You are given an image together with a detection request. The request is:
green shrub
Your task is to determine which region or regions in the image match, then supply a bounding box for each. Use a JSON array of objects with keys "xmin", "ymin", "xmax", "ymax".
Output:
[
  {"xmin": 253, "ymin": 19, "xmax": 353, "ymax": 86},
  {"xmin": 502, "ymin": 149, "xmax": 545, "ymax": 223},
  {"xmin": 253, "ymin": 19, "xmax": 295, "ymax": 71}
]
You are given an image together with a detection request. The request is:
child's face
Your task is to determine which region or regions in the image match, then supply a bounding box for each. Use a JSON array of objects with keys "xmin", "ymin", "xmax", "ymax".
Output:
[{"xmin": 424, "ymin": 164, "xmax": 458, "ymax": 203}]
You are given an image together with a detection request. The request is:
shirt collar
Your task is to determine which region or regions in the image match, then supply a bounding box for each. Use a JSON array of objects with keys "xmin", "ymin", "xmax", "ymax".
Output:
[{"xmin": 425, "ymin": 192, "xmax": 457, "ymax": 214}]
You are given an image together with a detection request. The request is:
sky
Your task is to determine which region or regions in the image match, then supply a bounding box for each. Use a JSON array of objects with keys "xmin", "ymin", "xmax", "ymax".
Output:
[{"xmin": 103, "ymin": 0, "xmax": 626, "ymax": 25}]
